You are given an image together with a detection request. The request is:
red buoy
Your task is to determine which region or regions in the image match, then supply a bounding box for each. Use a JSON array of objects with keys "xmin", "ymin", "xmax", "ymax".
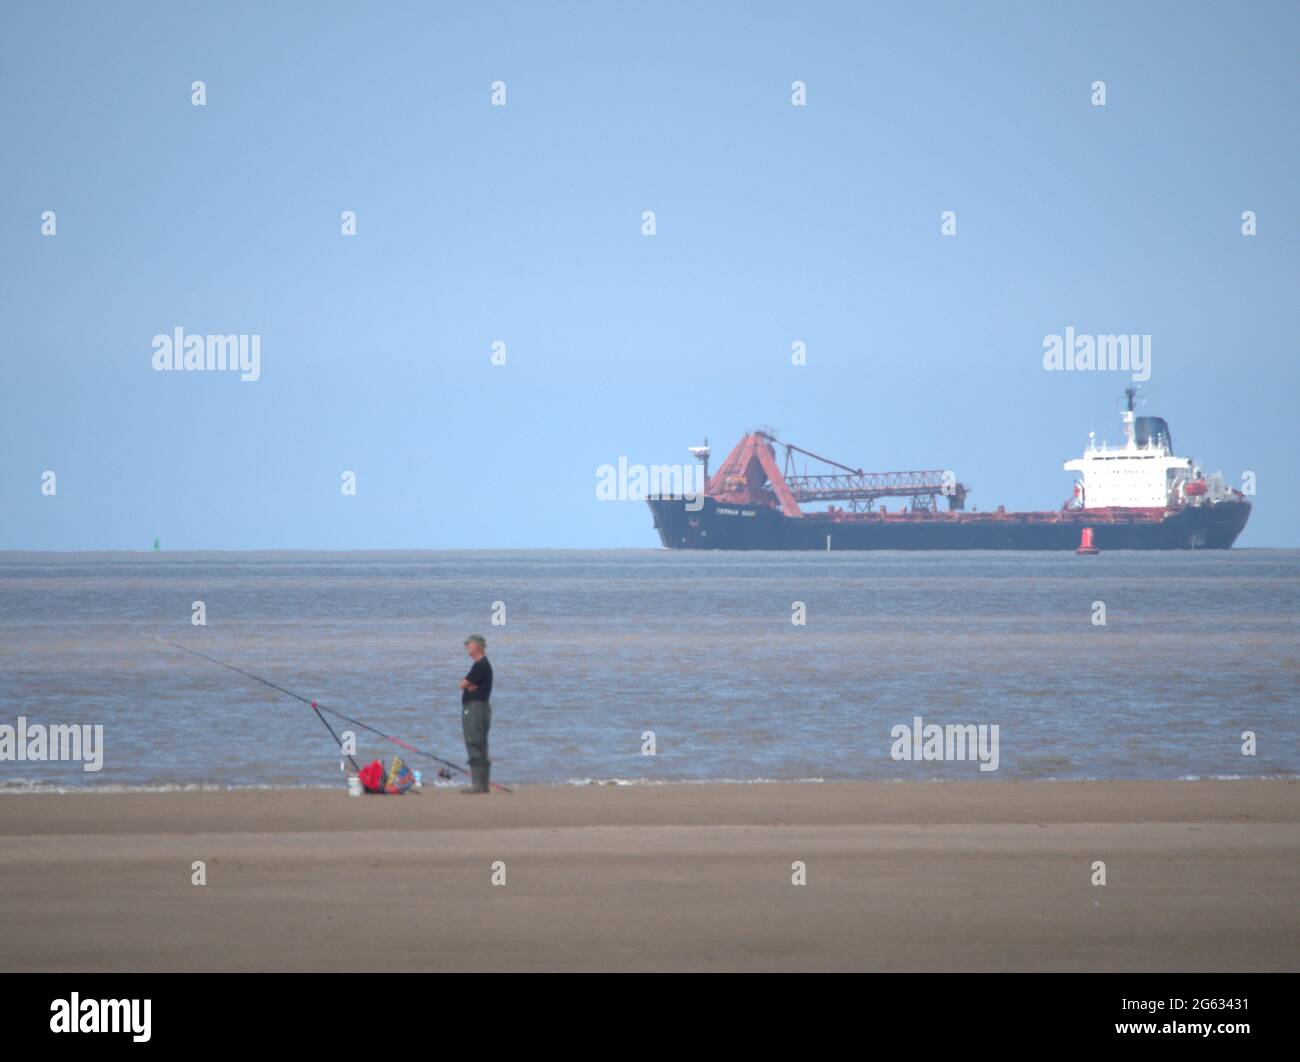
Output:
[{"xmin": 1076, "ymin": 527, "xmax": 1099, "ymax": 554}]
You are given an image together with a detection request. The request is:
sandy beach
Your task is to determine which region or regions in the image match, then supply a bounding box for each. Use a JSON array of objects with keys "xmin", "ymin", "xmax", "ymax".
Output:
[{"xmin": 0, "ymin": 780, "xmax": 1296, "ymax": 971}]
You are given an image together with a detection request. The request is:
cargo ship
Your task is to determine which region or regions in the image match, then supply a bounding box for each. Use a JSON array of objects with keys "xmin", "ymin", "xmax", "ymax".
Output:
[{"xmin": 647, "ymin": 390, "xmax": 1251, "ymax": 550}]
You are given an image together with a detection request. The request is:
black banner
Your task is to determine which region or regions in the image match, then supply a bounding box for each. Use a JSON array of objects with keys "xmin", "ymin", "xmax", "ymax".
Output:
[{"xmin": 1, "ymin": 973, "xmax": 1290, "ymax": 1048}]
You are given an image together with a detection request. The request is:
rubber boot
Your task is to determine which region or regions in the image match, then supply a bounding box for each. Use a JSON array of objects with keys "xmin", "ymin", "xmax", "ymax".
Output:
[{"xmin": 459, "ymin": 764, "xmax": 489, "ymax": 794}]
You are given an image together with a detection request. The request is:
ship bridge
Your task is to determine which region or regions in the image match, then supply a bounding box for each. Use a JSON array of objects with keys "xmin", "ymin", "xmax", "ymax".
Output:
[
  {"xmin": 1061, "ymin": 387, "xmax": 1236, "ymax": 509},
  {"xmin": 1063, "ymin": 432, "xmax": 1191, "ymax": 509}
]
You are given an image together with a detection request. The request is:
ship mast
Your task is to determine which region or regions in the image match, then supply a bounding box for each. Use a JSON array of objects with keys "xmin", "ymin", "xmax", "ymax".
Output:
[
  {"xmin": 1122, "ymin": 386, "xmax": 1138, "ymax": 448},
  {"xmin": 688, "ymin": 438, "xmax": 710, "ymax": 488}
]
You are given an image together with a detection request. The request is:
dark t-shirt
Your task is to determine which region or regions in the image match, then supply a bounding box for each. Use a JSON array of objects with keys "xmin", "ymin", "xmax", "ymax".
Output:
[{"xmin": 463, "ymin": 657, "xmax": 493, "ymax": 705}]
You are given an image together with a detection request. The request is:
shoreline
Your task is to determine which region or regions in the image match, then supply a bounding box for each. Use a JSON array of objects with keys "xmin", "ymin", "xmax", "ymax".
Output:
[
  {"xmin": 2, "ymin": 773, "xmax": 1296, "ymax": 797},
  {"xmin": 2, "ymin": 779, "xmax": 1296, "ymax": 971}
]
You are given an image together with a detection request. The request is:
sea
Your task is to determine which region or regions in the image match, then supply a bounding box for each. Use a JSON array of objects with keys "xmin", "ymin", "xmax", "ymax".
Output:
[{"xmin": 1, "ymin": 549, "xmax": 1296, "ymax": 791}]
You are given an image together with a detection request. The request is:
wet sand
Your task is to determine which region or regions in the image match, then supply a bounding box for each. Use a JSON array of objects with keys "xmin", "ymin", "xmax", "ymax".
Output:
[{"xmin": 0, "ymin": 780, "xmax": 1296, "ymax": 971}]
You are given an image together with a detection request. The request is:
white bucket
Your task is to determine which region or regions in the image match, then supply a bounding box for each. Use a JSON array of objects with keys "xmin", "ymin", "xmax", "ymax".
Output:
[{"xmin": 347, "ymin": 776, "xmax": 363, "ymax": 797}]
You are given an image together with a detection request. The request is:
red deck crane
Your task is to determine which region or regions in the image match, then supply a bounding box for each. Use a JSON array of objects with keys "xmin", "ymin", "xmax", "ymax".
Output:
[{"xmin": 702, "ymin": 430, "xmax": 968, "ymax": 516}]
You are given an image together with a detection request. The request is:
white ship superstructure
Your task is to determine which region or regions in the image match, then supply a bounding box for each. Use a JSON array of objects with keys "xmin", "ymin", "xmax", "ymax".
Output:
[{"xmin": 1064, "ymin": 388, "xmax": 1237, "ymax": 510}]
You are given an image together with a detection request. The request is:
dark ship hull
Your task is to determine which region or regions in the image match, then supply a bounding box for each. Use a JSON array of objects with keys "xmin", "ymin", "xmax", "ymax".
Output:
[{"xmin": 647, "ymin": 496, "xmax": 1251, "ymax": 551}]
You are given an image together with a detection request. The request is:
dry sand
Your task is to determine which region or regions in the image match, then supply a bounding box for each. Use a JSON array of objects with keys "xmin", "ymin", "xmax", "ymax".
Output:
[{"xmin": 0, "ymin": 780, "xmax": 1296, "ymax": 971}]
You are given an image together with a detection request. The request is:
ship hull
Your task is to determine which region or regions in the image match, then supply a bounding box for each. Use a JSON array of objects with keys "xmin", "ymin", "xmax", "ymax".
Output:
[{"xmin": 647, "ymin": 497, "xmax": 1251, "ymax": 551}]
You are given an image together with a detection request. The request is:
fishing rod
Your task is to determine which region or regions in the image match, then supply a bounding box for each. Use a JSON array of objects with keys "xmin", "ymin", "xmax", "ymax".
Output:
[
  {"xmin": 152, "ymin": 637, "xmax": 360, "ymax": 771},
  {"xmin": 153, "ymin": 637, "xmax": 511, "ymax": 792}
]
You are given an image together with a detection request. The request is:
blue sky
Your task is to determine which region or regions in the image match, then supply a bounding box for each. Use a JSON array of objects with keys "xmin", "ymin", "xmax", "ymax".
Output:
[{"xmin": 2, "ymin": 0, "xmax": 1296, "ymax": 548}]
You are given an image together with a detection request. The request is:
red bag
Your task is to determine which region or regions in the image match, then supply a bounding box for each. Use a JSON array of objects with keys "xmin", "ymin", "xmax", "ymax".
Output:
[{"xmin": 358, "ymin": 760, "xmax": 386, "ymax": 793}]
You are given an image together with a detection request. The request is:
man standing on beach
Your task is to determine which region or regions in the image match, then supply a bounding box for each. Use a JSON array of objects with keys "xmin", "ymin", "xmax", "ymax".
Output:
[{"xmin": 457, "ymin": 635, "xmax": 493, "ymax": 794}]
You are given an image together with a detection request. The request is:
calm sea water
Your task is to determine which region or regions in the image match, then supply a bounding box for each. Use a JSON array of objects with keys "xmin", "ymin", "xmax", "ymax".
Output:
[{"xmin": 1, "ymin": 550, "xmax": 1297, "ymax": 790}]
